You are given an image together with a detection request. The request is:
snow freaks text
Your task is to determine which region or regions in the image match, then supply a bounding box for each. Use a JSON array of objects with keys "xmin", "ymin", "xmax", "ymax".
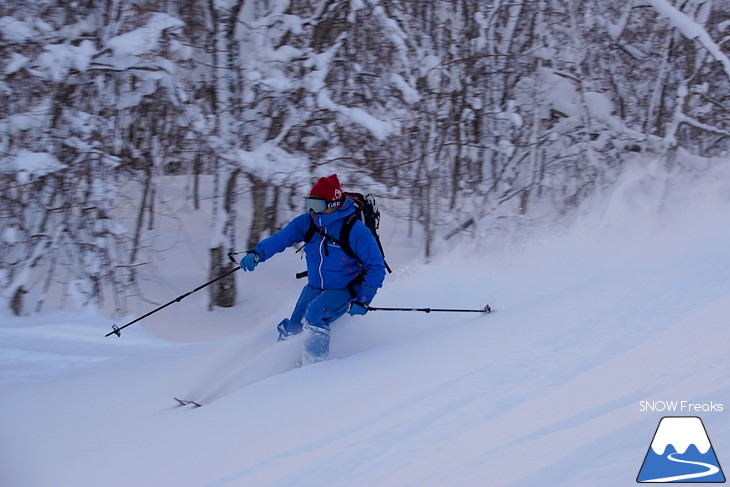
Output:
[{"xmin": 639, "ymin": 401, "xmax": 724, "ymax": 413}]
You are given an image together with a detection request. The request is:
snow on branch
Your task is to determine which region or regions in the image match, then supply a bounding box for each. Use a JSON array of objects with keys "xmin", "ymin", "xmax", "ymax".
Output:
[
  {"xmin": 678, "ymin": 113, "xmax": 730, "ymax": 138},
  {"xmin": 8, "ymin": 151, "xmax": 66, "ymax": 184},
  {"xmin": 106, "ymin": 13, "xmax": 185, "ymax": 57},
  {"xmin": 647, "ymin": 0, "xmax": 730, "ymax": 78}
]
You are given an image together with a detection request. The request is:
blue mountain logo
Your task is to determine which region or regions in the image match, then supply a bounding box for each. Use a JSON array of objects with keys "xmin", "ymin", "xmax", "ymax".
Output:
[{"xmin": 637, "ymin": 416, "xmax": 725, "ymax": 483}]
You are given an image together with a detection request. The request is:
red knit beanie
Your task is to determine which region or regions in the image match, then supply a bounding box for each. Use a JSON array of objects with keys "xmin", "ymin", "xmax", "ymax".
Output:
[{"xmin": 310, "ymin": 174, "xmax": 344, "ymax": 206}]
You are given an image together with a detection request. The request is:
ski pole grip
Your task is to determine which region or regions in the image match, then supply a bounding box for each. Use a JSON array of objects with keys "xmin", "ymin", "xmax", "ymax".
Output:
[{"xmin": 296, "ymin": 271, "xmax": 308, "ymax": 279}]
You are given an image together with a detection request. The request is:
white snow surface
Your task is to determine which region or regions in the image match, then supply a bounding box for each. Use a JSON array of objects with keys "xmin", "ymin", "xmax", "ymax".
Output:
[{"xmin": 2, "ymin": 160, "xmax": 730, "ymax": 486}]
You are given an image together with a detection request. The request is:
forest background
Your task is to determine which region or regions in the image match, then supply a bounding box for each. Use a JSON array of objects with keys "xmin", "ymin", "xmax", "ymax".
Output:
[{"xmin": 1, "ymin": 0, "xmax": 729, "ymax": 317}]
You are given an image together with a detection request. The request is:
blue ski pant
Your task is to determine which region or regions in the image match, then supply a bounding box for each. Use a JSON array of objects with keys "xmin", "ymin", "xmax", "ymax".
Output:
[{"xmin": 277, "ymin": 285, "xmax": 352, "ymax": 360}]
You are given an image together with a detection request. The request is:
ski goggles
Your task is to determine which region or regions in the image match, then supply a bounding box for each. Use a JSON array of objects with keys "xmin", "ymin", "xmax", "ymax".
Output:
[{"xmin": 305, "ymin": 196, "xmax": 328, "ymax": 214}]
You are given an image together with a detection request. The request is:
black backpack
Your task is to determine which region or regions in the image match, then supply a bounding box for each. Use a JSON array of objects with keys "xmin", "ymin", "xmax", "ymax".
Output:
[{"xmin": 297, "ymin": 192, "xmax": 392, "ymax": 278}]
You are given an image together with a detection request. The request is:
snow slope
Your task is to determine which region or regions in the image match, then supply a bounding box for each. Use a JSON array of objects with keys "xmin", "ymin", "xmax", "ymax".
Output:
[{"xmin": 2, "ymin": 160, "xmax": 730, "ymax": 487}]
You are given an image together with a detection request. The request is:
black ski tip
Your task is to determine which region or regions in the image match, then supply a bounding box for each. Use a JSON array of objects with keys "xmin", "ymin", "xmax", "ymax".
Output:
[
  {"xmin": 174, "ymin": 397, "xmax": 188, "ymax": 406},
  {"xmin": 174, "ymin": 397, "xmax": 203, "ymax": 407},
  {"xmin": 105, "ymin": 324, "xmax": 121, "ymax": 338}
]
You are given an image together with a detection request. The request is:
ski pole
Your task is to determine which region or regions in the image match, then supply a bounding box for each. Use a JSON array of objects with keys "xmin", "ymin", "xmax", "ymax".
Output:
[
  {"xmin": 366, "ymin": 304, "xmax": 491, "ymax": 314},
  {"xmin": 106, "ymin": 265, "xmax": 241, "ymax": 337}
]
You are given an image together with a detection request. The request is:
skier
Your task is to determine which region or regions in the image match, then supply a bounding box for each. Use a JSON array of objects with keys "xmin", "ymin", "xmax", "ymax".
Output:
[{"xmin": 240, "ymin": 174, "xmax": 387, "ymax": 363}]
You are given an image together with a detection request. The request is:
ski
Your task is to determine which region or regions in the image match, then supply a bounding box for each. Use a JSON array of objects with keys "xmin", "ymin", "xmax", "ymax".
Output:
[{"xmin": 174, "ymin": 397, "xmax": 203, "ymax": 407}]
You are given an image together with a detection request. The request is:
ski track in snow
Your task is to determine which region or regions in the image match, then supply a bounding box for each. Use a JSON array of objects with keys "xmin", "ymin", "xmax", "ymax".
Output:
[
  {"xmin": 643, "ymin": 453, "xmax": 721, "ymax": 482},
  {"xmin": 2, "ymin": 169, "xmax": 730, "ymax": 487}
]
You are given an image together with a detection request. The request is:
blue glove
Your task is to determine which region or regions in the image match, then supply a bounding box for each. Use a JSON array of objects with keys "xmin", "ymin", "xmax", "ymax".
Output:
[
  {"xmin": 349, "ymin": 285, "xmax": 377, "ymax": 316},
  {"xmin": 240, "ymin": 251, "xmax": 261, "ymax": 272},
  {"xmin": 356, "ymin": 285, "xmax": 377, "ymax": 306},
  {"xmin": 349, "ymin": 302, "xmax": 368, "ymax": 316}
]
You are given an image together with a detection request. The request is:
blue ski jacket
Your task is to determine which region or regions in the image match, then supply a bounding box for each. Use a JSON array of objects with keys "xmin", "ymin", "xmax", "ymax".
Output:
[{"xmin": 252, "ymin": 198, "xmax": 386, "ymax": 293}]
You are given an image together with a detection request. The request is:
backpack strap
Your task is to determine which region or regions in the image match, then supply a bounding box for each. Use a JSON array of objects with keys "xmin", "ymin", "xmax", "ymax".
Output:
[
  {"xmin": 342, "ymin": 208, "xmax": 392, "ymax": 274},
  {"xmin": 338, "ymin": 213, "xmax": 359, "ymax": 261},
  {"xmin": 303, "ymin": 213, "xmax": 358, "ymax": 256},
  {"xmin": 303, "ymin": 214, "xmax": 354, "ymax": 259},
  {"xmin": 339, "ymin": 213, "xmax": 366, "ymax": 298},
  {"xmin": 346, "ymin": 193, "xmax": 392, "ymax": 274},
  {"xmin": 297, "ymin": 213, "xmax": 361, "ymax": 279},
  {"xmin": 303, "ymin": 219, "xmax": 317, "ymax": 244},
  {"xmin": 306, "ymin": 210, "xmax": 391, "ymax": 273}
]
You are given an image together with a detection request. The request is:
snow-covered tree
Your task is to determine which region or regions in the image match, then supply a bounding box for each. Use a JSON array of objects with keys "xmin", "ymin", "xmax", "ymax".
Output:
[
  {"xmin": 0, "ymin": 1, "xmax": 208, "ymax": 314},
  {"xmin": 1, "ymin": 0, "xmax": 728, "ymax": 315}
]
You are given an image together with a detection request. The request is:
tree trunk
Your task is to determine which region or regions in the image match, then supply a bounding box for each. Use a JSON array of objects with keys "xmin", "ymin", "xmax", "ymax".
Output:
[{"xmin": 209, "ymin": 168, "xmax": 240, "ymax": 309}]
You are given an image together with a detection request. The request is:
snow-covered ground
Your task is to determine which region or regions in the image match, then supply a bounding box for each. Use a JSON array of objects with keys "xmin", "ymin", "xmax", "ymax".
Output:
[{"xmin": 2, "ymin": 160, "xmax": 730, "ymax": 487}]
